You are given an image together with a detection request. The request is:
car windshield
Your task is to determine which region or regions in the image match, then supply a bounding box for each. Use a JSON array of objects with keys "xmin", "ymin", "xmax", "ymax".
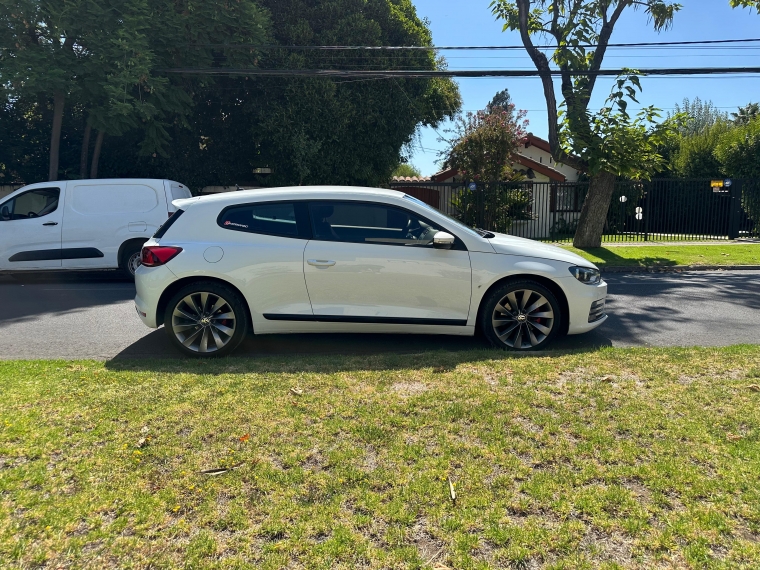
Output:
[{"xmin": 402, "ymin": 194, "xmax": 484, "ymax": 239}]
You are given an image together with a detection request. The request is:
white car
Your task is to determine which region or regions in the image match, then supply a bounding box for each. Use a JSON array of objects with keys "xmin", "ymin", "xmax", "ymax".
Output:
[
  {"xmin": 0, "ymin": 178, "xmax": 192, "ymax": 278},
  {"xmin": 135, "ymin": 186, "xmax": 607, "ymax": 356}
]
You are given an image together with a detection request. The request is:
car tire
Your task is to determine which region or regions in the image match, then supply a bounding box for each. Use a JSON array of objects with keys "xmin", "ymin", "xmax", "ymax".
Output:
[
  {"xmin": 480, "ymin": 280, "xmax": 562, "ymax": 351},
  {"xmin": 120, "ymin": 243, "xmax": 144, "ymax": 279},
  {"xmin": 163, "ymin": 281, "xmax": 249, "ymax": 357}
]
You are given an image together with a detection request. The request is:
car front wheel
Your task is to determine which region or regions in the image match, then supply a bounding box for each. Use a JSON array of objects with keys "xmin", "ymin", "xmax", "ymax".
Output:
[
  {"xmin": 480, "ymin": 280, "xmax": 561, "ymax": 350},
  {"xmin": 163, "ymin": 281, "xmax": 248, "ymax": 357}
]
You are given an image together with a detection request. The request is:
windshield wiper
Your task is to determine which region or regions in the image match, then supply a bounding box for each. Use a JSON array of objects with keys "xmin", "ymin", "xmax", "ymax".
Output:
[{"xmin": 474, "ymin": 228, "xmax": 495, "ymax": 239}]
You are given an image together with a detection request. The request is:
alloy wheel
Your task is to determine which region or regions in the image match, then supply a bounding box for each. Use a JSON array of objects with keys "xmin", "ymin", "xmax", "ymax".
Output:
[
  {"xmin": 171, "ymin": 292, "xmax": 237, "ymax": 353},
  {"xmin": 491, "ymin": 289, "xmax": 555, "ymax": 349}
]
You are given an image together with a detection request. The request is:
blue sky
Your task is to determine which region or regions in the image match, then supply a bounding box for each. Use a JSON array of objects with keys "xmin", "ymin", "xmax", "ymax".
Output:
[{"xmin": 408, "ymin": 0, "xmax": 760, "ymax": 175}]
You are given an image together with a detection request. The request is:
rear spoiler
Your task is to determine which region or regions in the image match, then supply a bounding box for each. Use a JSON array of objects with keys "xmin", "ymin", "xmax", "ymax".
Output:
[{"xmin": 172, "ymin": 197, "xmax": 200, "ymax": 210}]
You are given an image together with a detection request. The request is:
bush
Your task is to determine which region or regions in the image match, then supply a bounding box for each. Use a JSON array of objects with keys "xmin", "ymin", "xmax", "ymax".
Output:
[
  {"xmin": 450, "ymin": 182, "xmax": 533, "ymax": 233},
  {"xmin": 671, "ymin": 120, "xmax": 732, "ymax": 178}
]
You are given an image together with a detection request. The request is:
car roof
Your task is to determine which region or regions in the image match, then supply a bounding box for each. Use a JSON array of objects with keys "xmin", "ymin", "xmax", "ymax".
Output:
[{"xmin": 191, "ymin": 186, "xmax": 406, "ymax": 207}]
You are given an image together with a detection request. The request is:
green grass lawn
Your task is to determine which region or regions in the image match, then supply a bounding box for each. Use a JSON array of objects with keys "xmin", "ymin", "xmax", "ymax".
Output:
[
  {"xmin": 2, "ymin": 348, "xmax": 760, "ymax": 569},
  {"xmin": 561, "ymin": 244, "xmax": 760, "ymax": 268}
]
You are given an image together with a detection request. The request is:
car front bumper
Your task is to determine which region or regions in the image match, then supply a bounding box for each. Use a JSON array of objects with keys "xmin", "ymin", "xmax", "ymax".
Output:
[{"xmin": 557, "ymin": 276, "xmax": 608, "ymax": 335}]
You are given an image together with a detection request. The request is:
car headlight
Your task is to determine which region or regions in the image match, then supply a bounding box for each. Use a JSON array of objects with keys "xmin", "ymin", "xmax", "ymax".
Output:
[{"xmin": 569, "ymin": 266, "xmax": 601, "ymax": 285}]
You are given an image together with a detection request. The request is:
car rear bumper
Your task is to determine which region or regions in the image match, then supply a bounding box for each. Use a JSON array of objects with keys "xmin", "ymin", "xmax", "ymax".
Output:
[{"xmin": 134, "ymin": 264, "xmax": 176, "ymax": 328}]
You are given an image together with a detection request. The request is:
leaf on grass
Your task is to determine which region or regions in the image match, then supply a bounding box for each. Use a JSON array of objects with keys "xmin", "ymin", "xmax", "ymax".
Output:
[
  {"xmin": 432, "ymin": 564, "xmax": 451, "ymax": 570},
  {"xmin": 290, "ymin": 387, "xmax": 304, "ymax": 396},
  {"xmin": 239, "ymin": 433, "xmax": 250, "ymax": 442},
  {"xmin": 136, "ymin": 437, "xmax": 147, "ymax": 448},
  {"xmin": 600, "ymin": 375, "xmax": 614, "ymax": 383},
  {"xmin": 747, "ymin": 384, "xmax": 760, "ymax": 392},
  {"xmin": 726, "ymin": 433, "xmax": 744, "ymax": 442},
  {"xmin": 448, "ymin": 477, "xmax": 457, "ymax": 504},
  {"xmin": 140, "ymin": 426, "xmax": 150, "ymax": 434},
  {"xmin": 200, "ymin": 462, "xmax": 244, "ymax": 476}
]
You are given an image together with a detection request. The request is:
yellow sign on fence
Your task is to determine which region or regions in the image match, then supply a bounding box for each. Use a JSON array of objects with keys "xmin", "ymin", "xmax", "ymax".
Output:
[{"xmin": 711, "ymin": 180, "xmax": 725, "ymax": 188}]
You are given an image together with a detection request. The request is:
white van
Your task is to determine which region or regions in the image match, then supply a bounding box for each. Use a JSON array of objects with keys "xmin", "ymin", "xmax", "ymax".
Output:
[{"xmin": 0, "ymin": 179, "xmax": 192, "ymax": 278}]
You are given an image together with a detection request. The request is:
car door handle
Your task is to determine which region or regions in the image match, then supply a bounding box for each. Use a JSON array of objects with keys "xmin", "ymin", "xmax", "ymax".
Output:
[
  {"xmin": 42, "ymin": 222, "xmax": 58, "ymax": 226},
  {"xmin": 307, "ymin": 259, "xmax": 336, "ymax": 267}
]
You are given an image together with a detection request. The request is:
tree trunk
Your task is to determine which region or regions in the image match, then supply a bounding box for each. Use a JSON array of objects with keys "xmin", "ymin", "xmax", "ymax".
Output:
[
  {"xmin": 572, "ymin": 171, "xmax": 617, "ymax": 248},
  {"xmin": 48, "ymin": 92, "xmax": 65, "ymax": 181},
  {"xmin": 79, "ymin": 123, "xmax": 92, "ymax": 178},
  {"xmin": 90, "ymin": 130, "xmax": 105, "ymax": 179}
]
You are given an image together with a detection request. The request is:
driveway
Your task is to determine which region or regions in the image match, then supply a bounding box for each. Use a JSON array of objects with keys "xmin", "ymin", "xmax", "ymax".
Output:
[{"xmin": 1, "ymin": 270, "xmax": 759, "ymax": 360}]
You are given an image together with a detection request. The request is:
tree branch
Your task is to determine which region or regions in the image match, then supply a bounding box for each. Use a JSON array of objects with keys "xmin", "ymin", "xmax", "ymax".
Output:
[{"xmin": 515, "ymin": 0, "xmax": 587, "ymax": 170}]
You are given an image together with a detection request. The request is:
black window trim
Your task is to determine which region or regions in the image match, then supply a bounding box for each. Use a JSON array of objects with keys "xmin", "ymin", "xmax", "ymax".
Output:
[
  {"xmin": 306, "ymin": 199, "xmax": 468, "ymax": 251},
  {"xmin": 216, "ymin": 200, "xmax": 312, "ymax": 240}
]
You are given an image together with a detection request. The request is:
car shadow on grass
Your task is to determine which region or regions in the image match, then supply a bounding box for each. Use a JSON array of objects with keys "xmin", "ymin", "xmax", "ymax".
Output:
[{"xmin": 105, "ymin": 325, "xmax": 614, "ymax": 373}]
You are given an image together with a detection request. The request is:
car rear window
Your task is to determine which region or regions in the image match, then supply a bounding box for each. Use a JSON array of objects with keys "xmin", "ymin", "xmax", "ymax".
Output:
[
  {"xmin": 217, "ymin": 202, "xmax": 310, "ymax": 239},
  {"xmin": 153, "ymin": 209, "xmax": 184, "ymax": 239}
]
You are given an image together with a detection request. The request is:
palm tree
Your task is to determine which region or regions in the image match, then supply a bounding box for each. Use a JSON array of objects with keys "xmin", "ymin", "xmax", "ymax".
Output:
[{"xmin": 731, "ymin": 102, "xmax": 760, "ymax": 125}]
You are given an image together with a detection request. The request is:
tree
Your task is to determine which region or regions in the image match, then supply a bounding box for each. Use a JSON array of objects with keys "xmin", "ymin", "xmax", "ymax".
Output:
[
  {"xmin": 670, "ymin": 97, "xmax": 728, "ymax": 136},
  {"xmin": 0, "ymin": 0, "xmax": 270, "ymax": 181},
  {"xmin": 732, "ymin": 102, "xmax": 760, "ymax": 125},
  {"xmin": 99, "ymin": 0, "xmax": 460, "ymax": 189},
  {"xmin": 671, "ymin": 120, "xmax": 732, "ymax": 178},
  {"xmin": 442, "ymin": 101, "xmax": 533, "ymax": 232},
  {"xmin": 715, "ymin": 116, "xmax": 760, "ymax": 179},
  {"xmin": 392, "ymin": 163, "xmax": 422, "ymax": 178},
  {"xmin": 489, "ymin": 0, "xmax": 757, "ymax": 247}
]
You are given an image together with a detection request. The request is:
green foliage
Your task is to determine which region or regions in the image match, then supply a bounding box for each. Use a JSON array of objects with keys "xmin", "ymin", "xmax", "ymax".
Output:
[
  {"xmin": 669, "ymin": 97, "xmax": 728, "ymax": 136},
  {"xmin": 450, "ymin": 182, "xmax": 533, "ymax": 233},
  {"xmin": 715, "ymin": 116, "xmax": 760, "ymax": 179},
  {"xmin": 730, "ymin": 0, "xmax": 760, "ymax": 12},
  {"xmin": 732, "ymin": 102, "xmax": 760, "ymax": 126},
  {"xmin": 0, "ymin": 0, "xmax": 459, "ymax": 188},
  {"xmin": 391, "ymin": 163, "xmax": 422, "ymax": 178},
  {"xmin": 671, "ymin": 120, "xmax": 732, "ymax": 178},
  {"xmin": 560, "ymin": 74, "xmax": 683, "ymax": 179},
  {"xmin": 443, "ymin": 103, "xmax": 528, "ymax": 182}
]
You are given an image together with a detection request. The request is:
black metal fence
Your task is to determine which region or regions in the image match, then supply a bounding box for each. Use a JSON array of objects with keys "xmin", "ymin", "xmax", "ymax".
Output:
[{"xmin": 389, "ymin": 178, "xmax": 760, "ymax": 242}]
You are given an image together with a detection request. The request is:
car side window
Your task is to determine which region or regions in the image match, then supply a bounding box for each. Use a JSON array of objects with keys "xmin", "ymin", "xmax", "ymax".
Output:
[
  {"xmin": 308, "ymin": 201, "xmax": 445, "ymax": 247},
  {"xmin": 218, "ymin": 201, "xmax": 310, "ymax": 239},
  {"xmin": 0, "ymin": 188, "xmax": 60, "ymax": 221}
]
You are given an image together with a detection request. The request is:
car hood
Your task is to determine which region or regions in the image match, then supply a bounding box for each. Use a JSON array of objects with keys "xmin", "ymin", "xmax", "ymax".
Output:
[{"xmin": 487, "ymin": 232, "xmax": 597, "ymax": 268}]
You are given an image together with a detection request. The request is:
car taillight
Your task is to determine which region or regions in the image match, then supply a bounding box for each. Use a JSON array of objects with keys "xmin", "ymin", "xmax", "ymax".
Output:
[{"xmin": 141, "ymin": 246, "xmax": 183, "ymax": 267}]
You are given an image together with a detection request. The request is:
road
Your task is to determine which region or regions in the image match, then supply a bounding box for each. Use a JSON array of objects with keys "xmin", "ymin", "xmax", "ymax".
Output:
[{"xmin": 1, "ymin": 270, "xmax": 758, "ymax": 360}]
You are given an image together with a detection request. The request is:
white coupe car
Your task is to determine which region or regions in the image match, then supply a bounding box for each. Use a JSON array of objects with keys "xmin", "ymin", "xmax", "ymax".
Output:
[{"xmin": 134, "ymin": 186, "xmax": 607, "ymax": 356}]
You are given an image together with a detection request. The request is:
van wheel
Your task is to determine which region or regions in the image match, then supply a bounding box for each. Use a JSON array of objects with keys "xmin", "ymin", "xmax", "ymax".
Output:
[
  {"xmin": 163, "ymin": 281, "xmax": 248, "ymax": 357},
  {"xmin": 120, "ymin": 244, "xmax": 144, "ymax": 279},
  {"xmin": 480, "ymin": 280, "xmax": 561, "ymax": 351}
]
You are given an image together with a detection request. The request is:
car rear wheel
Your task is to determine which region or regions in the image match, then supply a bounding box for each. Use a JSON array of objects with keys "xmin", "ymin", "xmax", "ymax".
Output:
[
  {"xmin": 163, "ymin": 281, "xmax": 248, "ymax": 357},
  {"xmin": 120, "ymin": 243, "xmax": 144, "ymax": 279},
  {"xmin": 480, "ymin": 280, "xmax": 561, "ymax": 351}
]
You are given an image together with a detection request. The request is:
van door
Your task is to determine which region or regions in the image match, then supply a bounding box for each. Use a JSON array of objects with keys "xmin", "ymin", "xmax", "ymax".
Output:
[
  {"xmin": 0, "ymin": 185, "xmax": 64, "ymax": 270},
  {"xmin": 62, "ymin": 182, "xmax": 161, "ymax": 268}
]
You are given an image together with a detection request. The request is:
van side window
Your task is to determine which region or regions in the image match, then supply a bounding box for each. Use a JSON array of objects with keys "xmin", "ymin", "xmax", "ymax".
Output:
[
  {"xmin": 217, "ymin": 202, "xmax": 311, "ymax": 239},
  {"xmin": 0, "ymin": 188, "xmax": 60, "ymax": 221}
]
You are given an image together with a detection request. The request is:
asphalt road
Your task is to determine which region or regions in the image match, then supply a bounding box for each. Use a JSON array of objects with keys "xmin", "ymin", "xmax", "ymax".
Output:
[{"xmin": 1, "ymin": 270, "xmax": 759, "ymax": 360}]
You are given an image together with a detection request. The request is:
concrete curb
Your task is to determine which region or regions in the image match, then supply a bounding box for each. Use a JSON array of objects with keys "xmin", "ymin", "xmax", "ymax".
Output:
[{"xmin": 601, "ymin": 265, "xmax": 760, "ymax": 274}]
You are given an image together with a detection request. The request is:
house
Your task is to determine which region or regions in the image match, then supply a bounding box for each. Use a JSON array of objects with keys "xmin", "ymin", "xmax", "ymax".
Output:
[{"xmin": 390, "ymin": 134, "xmax": 586, "ymax": 239}]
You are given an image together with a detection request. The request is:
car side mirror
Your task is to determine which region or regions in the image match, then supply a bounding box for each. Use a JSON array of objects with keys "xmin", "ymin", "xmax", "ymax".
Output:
[
  {"xmin": 433, "ymin": 231, "xmax": 455, "ymax": 250},
  {"xmin": 0, "ymin": 206, "xmax": 9, "ymax": 221}
]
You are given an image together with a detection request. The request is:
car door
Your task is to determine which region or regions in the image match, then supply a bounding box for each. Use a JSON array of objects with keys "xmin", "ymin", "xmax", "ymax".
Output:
[
  {"xmin": 302, "ymin": 200, "xmax": 472, "ymax": 324},
  {"xmin": 0, "ymin": 185, "xmax": 64, "ymax": 270}
]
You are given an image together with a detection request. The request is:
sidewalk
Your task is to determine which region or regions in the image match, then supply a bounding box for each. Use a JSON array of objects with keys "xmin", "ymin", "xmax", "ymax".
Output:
[{"xmin": 556, "ymin": 238, "xmax": 760, "ymax": 247}]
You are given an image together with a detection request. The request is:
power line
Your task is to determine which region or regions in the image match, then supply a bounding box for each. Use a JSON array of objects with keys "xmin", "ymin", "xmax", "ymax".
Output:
[
  {"xmin": 157, "ymin": 66, "xmax": 760, "ymax": 78},
  {"xmin": 186, "ymin": 37, "xmax": 760, "ymax": 50}
]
